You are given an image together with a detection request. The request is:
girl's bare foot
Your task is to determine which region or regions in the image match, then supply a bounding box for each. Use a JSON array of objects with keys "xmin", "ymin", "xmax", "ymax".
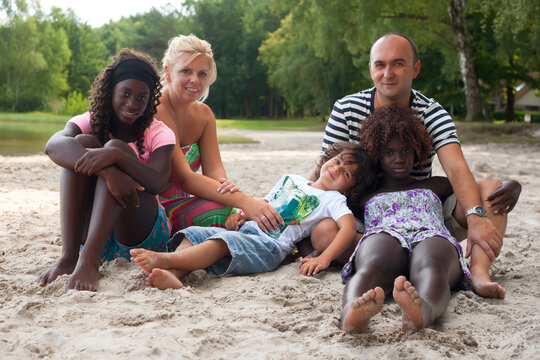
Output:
[
  {"xmin": 471, "ymin": 272, "xmax": 506, "ymax": 299},
  {"xmin": 392, "ymin": 276, "xmax": 429, "ymax": 331},
  {"xmin": 146, "ymin": 268, "xmax": 184, "ymax": 290},
  {"xmin": 67, "ymin": 260, "xmax": 100, "ymax": 291},
  {"xmin": 130, "ymin": 248, "xmax": 171, "ymax": 273},
  {"xmin": 341, "ymin": 287, "xmax": 384, "ymax": 332},
  {"xmin": 38, "ymin": 256, "xmax": 78, "ymax": 286}
]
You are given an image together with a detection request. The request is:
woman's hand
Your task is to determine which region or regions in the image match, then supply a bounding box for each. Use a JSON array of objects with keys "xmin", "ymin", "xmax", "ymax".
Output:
[
  {"xmin": 486, "ymin": 180, "xmax": 522, "ymax": 215},
  {"xmin": 100, "ymin": 167, "xmax": 144, "ymax": 208},
  {"xmin": 75, "ymin": 148, "xmax": 118, "ymax": 175},
  {"xmin": 217, "ymin": 178, "xmax": 240, "ymax": 194},
  {"xmin": 241, "ymin": 198, "xmax": 283, "ymax": 233}
]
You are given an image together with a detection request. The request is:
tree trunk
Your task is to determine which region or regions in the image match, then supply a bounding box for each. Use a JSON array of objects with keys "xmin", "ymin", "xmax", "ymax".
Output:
[
  {"xmin": 448, "ymin": 0, "xmax": 487, "ymax": 121},
  {"xmin": 505, "ymin": 84, "xmax": 515, "ymax": 122},
  {"xmin": 244, "ymin": 87, "xmax": 252, "ymax": 118},
  {"xmin": 268, "ymin": 88, "xmax": 274, "ymax": 119},
  {"xmin": 15, "ymin": 78, "xmax": 20, "ymax": 110}
]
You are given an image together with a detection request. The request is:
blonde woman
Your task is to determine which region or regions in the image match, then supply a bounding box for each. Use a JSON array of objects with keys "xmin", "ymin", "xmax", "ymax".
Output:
[{"xmin": 157, "ymin": 34, "xmax": 282, "ymax": 234}]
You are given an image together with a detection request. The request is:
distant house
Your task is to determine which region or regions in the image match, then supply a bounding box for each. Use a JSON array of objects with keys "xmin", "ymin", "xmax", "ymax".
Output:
[
  {"xmin": 514, "ymin": 83, "xmax": 540, "ymax": 112},
  {"xmin": 490, "ymin": 73, "xmax": 540, "ymax": 113}
]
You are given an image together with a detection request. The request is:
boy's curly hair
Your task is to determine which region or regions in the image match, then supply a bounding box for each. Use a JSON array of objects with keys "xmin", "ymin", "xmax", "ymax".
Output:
[
  {"xmin": 359, "ymin": 104, "xmax": 432, "ymax": 166},
  {"xmin": 89, "ymin": 48, "xmax": 162, "ymax": 157},
  {"xmin": 314, "ymin": 142, "xmax": 378, "ymax": 213}
]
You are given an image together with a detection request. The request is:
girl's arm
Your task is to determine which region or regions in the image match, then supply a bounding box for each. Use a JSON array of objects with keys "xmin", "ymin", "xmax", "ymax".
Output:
[
  {"xmin": 44, "ymin": 122, "xmax": 88, "ymax": 168},
  {"xmin": 299, "ymin": 214, "xmax": 356, "ymax": 276},
  {"xmin": 78, "ymin": 143, "xmax": 175, "ymax": 194}
]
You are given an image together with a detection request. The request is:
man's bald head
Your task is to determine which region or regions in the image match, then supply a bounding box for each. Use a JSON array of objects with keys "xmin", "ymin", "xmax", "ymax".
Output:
[{"xmin": 370, "ymin": 33, "xmax": 418, "ymax": 64}]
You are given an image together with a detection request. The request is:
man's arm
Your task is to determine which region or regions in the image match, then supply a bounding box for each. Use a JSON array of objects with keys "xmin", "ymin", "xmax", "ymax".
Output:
[{"xmin": 437, "ymin": 143, "xmax": 502, "ymax": 261}]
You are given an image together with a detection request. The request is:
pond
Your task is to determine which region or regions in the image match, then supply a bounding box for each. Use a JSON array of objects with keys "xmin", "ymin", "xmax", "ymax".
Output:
[{"xmin": 0, "ymin": 121, "xmax": 64, "ymax": 156}]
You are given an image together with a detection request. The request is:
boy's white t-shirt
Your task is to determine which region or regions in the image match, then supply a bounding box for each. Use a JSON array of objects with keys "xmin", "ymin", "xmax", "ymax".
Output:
[{"xmin": 244, "ymin": 174, "xmax": 352, "ymax": 258}]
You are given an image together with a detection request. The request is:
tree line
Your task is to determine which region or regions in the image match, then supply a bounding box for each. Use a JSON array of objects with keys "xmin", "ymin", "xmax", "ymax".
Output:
[{"xmin": 1, "ymin": 0, "xmax": 538, "ymax": 121}]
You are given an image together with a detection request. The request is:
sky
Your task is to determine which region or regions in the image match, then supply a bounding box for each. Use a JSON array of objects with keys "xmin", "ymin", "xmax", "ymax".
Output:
[{"xmin": 38, "ymin": 0, "xmax": 182, "ymax": 27}]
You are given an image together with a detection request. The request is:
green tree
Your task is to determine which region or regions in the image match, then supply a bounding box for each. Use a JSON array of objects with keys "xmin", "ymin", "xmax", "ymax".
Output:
[
  {"xmin": 471, "ymin": 0, "xmax": 540, "ymax": 122},
  {"xmin": 261, "ymin": 0, "xmax": 493, "ymax": 120},
  {"xmin": 185, "ymin": 0, "xmax": 282, "ymax": 118},
  {"xmin": 0, "ymin": 10, "xmax": 46, "ymax": 110},
  {"xmin": 35, "ymin": 19, "xmax": 71, "ymax": 108},
  {"xmin": 49, "ymin": 8, "xmax": 108, "ymax": 96}
]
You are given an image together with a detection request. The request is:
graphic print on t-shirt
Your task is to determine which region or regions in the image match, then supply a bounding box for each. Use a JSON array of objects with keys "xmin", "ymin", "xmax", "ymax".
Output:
[{"xmin": 266, "ymin": 176, "xmax": 320, "ymax": 238}]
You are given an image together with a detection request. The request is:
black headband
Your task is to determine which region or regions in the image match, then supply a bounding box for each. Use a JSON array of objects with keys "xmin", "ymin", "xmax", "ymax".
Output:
[{"xmin": 111, "ymin": 58, "xmax": 158, "ymax": 92}]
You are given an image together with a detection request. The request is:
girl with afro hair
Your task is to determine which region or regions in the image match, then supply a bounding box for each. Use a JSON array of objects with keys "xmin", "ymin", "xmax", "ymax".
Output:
[
  {"xmin": 340, "ymin": 105, "xmax": 471, "ymax": 333},
  {"xmin": 38, "ymin": 49, "xmax": 176, "ymax": 291}
]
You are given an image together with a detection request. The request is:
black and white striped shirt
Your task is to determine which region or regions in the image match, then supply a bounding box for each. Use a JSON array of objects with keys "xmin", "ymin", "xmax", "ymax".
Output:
[{"xmin": 322, "ymin": 87, "xmax": 459, "ymax": 179}]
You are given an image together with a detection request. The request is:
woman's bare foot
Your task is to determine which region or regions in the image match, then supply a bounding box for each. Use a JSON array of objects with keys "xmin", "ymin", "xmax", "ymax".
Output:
[
  {"xmin": 471, "ymin": 271, "xmax": 506, "ymax": 299},
  {"xmin": 130, "ymin": 248, "xmax": 172, "ymax": 273},
  {"xmin": 392, "ymin": 276, "xmax": 429, "ymax": 331},
  {"xmin": 67, "ymin": 259, "xmax": 100, "ymax": 291},
  {"xmin": 38, "ymin": 256, "xmax": 78, "ymax": 286},
  {"xmin": 341, "ymin": 287, "xmax": 385, "ymax": 332},
  {"xmin": 146, "ymin": 268, "xmax": 184, "ymax": 290}
]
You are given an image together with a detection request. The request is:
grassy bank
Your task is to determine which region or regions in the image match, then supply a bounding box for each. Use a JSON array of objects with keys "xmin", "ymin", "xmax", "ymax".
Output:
[
  {"xmin": 1, "ymin": 113, "xmax": 539, "ymax": 151},
  {"xmin": 455, "ymin": 121, "xmax": 540, "ymax": 145}
]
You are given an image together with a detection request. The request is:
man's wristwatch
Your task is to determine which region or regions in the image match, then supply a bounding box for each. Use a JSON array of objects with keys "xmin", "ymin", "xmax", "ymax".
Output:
[{"xmin": 465, "ymin": 206, "xmax": 487, "ymax": 217}]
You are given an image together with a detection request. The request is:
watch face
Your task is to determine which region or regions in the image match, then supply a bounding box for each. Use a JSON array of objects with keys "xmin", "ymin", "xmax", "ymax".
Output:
[{"xmin": 467, "ymin": 206, "xmax": 487, "ymax": 217}]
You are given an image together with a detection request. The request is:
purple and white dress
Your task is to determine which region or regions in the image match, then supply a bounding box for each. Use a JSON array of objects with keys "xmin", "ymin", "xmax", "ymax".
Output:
[{"xmin": 341, "ymin": 189, "xmax": 471, "ymax": 284}]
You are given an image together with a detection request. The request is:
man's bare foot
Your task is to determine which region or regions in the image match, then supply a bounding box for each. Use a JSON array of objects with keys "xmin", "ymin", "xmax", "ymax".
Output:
[
  {"xmin": 38, "ymin": 256, "xmax": 78, "ymax": 287},
  {"xmin": 130, "ymin": 248, "xmax": 172, "ymax": 273},
  {"xmin": 67, "ymin": 260, "xmax": 100, "ymax": 291},
  {"xmin": 471, "ymin": 272, "xmax": 506, "ymax": 299},
  {"xmin": 393, "ymin": 276, "xmax": 430, "ymax": 331},
  {"xmin": 146, "ymin": 268, "xmax": 184, "ymax": 290},
  {"xmin": 341, "ymin": 287, "xmax": 384, "ymax": 332}
]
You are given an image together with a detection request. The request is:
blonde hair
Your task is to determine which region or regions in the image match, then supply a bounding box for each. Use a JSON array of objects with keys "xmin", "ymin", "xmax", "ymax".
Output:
[{"xmin": 161, "ymin": 34, "xmax": 217, "ymax": 102}]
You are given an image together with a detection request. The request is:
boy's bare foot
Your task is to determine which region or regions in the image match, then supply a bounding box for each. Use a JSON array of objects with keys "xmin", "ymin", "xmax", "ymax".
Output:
[
  {"xmin": 393, "ymin": 276, "xmax": 429, "ymax": 331},
  {"xmin": 67, "ymin": 260, "xmax": 100, "ymax": 291},
  {"xmin": 341, "ymin": 287, "xmax": 384, "ymax": 332},
  {"xmin": 471, "ymin": 272, "xmax": 506, "ymax": 299},
  {"xmin": 130, "ymin": 248, "xmax": 171, "ymax": 273},
  {"xmin": 38, "ymin": 256, "xmax": 78, "ymax": 286},
  {"xmin": 146, "ymin": 268, "xmax": 184, "ymax": 290}
]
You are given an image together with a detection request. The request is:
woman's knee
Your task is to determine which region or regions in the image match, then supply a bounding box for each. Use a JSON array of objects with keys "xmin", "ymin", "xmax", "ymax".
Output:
[{"xmin": 104, "ymin": 139, "xmax": 136, "ymax": 154}]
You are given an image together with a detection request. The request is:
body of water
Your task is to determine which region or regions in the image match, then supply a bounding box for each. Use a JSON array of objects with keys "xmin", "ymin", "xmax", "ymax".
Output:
[{"xmin": 0, "ymin": 121, "xmax": 64, "ymax": 156}]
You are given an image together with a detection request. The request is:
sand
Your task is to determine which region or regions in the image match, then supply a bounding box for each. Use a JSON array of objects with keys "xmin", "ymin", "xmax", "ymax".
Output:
[{"xmin": 0, "ymin": 129, "xmax": 539, "ymax": 359}]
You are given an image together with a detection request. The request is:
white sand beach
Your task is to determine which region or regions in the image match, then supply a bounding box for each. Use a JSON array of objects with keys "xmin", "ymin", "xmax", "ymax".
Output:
[{"xmin": 0, "ymin": 129, "xmax": 539, "ymax": 359}]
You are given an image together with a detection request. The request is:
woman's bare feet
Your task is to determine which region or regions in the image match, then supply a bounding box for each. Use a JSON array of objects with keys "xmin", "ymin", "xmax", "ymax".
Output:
[
  {"xmin": 130, "ymin": 248, "xmax": 173, "ymax": 273},
  {"xmin": 471, "ymin": 270, "xmax": 506, "ymax": 299},
  {"xmin": 38, "ymin": 255, "xmax": 78, "ymax": 286},
  {"xmin": 341, "ymin": 287, "xmax": 385, "ymax": 332},
  {"xmin": 392, "ymin": 276, "xmax": 431, "ymax": 331},
  {"xmin": 146, "ymin": 268, "xmax": 184, "ymax": 290}
]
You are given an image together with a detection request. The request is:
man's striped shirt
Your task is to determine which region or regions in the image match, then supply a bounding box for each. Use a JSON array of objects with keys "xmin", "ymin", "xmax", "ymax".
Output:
[{"xmin": 322, "ymin": 87, "xmax": 459, "ymax": 179}]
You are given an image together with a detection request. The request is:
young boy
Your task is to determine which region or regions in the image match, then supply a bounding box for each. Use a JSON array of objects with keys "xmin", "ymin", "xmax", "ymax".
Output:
[{"xmin": 130, "ymin": 142, "xmax": 377, "ymax": 290}]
